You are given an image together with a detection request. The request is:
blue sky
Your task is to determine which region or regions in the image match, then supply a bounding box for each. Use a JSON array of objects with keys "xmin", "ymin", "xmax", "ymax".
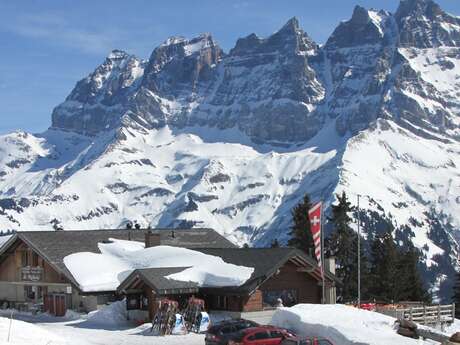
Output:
[{"xmin": 1, "ymin": 0, "xmax": 459, "ymax": 135}]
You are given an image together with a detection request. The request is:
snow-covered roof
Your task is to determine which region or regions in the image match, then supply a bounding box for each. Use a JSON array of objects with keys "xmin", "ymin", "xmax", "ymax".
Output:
[
  {"xmin": 64, "ymin": 239, "xmax": 254, "ymax": 292},
  {"xmin": 118, "ymin": 247, "xmax": 340, "ymax": 296},
  {"xmin": 0, "ymin": 228, "xmax": 236, "ymax": 292}
]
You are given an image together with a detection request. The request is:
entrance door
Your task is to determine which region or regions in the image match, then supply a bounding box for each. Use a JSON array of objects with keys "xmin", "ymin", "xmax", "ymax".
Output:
[
  {"xmin": 44, "ymin": 294, "xmax": 66, "ymax": 316},
  {"xmin": 55, "ymin": 295, "xmax": 66, "ymax": 317},
  {"xmin": 44, "ymin": 294, "xmax": 55, "ymax": 315}
]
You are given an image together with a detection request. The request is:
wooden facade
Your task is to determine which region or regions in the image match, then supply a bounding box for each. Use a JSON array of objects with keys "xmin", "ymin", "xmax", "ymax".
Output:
[
  {"xmin": 0, "ymin": 242, "xmax": 66, "ymax": 283},
  {"xmin": 121, "ymin": 257, "xmax": 336, "ymax": 322},
  {"xmin": 260, "ymin": 261, "xmax": 322, "ymax": 305},
  {"xmin": 0, "ymin": 239, "xmax": 83, "ymax": 316}
]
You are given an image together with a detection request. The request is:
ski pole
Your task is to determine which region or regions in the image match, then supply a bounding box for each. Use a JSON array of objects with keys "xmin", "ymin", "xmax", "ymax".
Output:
[{"xmin": 7, "ymin": 309, "xmax": 14, "ymax": 342}]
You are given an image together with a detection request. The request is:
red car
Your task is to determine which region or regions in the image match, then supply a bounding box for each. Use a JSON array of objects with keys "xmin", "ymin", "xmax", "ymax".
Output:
[{"xmin": 229, "ymin": 326, "xmax": 295, "ymax": 345}]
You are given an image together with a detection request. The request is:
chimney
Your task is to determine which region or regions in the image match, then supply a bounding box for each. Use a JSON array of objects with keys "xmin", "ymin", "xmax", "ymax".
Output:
[
  {"xmin": 325, "ymin": 257, "xmax": 336, "ymax": 275},
  {"xmin": 145, "ymin": 231, "xmax": 161, "ymax": 248}
]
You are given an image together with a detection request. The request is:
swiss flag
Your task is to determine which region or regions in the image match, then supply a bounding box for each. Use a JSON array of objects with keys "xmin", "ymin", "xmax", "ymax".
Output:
[{"xmin": 308, "ymin": 202, "xmax": 322, "ymax": 268}]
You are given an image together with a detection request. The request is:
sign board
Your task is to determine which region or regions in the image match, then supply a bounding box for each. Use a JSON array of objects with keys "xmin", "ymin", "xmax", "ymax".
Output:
[{"xmin": 21, "ymin": 267, "xmax": 43, "ymax": 282}]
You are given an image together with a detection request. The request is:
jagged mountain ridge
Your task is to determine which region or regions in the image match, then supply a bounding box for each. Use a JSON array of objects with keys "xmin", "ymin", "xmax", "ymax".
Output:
[{"xmin": 1, "ymin": 0, "xmax": 460, "ymax": 301}]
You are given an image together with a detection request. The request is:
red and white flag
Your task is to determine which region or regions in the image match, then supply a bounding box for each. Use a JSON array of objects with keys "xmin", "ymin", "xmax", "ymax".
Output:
[{"xmin": 308, "ymin": 202, "xmax": 322, "ymax": 268}]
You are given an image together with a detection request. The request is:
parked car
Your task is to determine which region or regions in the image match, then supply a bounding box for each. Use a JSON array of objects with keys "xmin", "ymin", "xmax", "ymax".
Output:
[
  {"xmin": 280, "ymin": 337, "xmax": 335, "ymax": 345},
  {"xmin": 228, "ymin": 325, "xmax": 295, "ymax": 345},
  {"xmin": 205, "ymin": 319, "xmax": 260, "ymax": 345}
]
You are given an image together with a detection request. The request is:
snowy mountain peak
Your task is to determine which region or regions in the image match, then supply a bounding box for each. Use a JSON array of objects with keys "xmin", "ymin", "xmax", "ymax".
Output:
[
  {"xmin": 396, "ymin": 0, "xmax": 460, "ymax": 48},
  {"xmin": 158, "ymin": 33, "xmax": 218, "ymax": 56},
  {"xmin": 278, "ymin": 16, "xmax": 301, "ymax": 34},
  {"xmin": 107, "ymin": 49, "xmax": 130, "ymax": 60},
  {"xmin": 396, "ymin": 0, "xmax": 440, "ymax": 18},
  {"xmin": 326, "ymin": 6, "xmax": 389, "ymax": 48}
]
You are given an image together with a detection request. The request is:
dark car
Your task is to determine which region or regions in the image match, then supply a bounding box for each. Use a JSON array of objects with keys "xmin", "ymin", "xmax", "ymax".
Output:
[
  {"xmin": 228, "ymin": 325, "xmax": 296, "ymax": 345},
  {"xmin": 280, "ymin": 337, "xmax": 334, "ymax": 345},
  {"xmin": 205, "ymin": 319, "xmax": 260, "ymax": 345}
]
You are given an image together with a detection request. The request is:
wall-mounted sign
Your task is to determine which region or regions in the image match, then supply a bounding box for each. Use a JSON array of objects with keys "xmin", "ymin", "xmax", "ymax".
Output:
[{"xmin": 21, "ymin": 267, "xmax": 43, "ymax": 282}]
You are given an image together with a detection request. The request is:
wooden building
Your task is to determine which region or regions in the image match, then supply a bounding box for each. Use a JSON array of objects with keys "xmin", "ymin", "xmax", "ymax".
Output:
[
  {"xmin": 117, "ymin": 248, "xmax": 339, "ymax": 321},
  {"xmin": 0, "ymin": 228, "xmax": 235, "ymax": 316}
]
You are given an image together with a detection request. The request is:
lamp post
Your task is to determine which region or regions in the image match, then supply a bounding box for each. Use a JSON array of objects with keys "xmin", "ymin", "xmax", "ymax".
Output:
[{"xmin": 357, "ymin": 194, "xmax": 361, "ymax": 308}]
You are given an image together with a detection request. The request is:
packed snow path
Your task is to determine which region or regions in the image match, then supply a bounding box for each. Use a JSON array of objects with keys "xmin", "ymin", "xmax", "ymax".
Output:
[{"xmin": 37, "ymin": 321, "xmax": 205, "ymax": 345}]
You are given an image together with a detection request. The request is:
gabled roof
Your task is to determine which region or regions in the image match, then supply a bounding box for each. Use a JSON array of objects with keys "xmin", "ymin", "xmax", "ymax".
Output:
[
  {"xmin": 0, "ymin": 228, "xmax": 235, "ymax": 292},
  {"xmin": 116, "ymin": 247, "xmax": 340, "ymax": 296},
  {"xmin": 118, "ymin": 267, "xmax": 200, "ymax": 295},
  {"xmin": 196, "ymin": 247, "xmax": 339, "ymax": 293}
]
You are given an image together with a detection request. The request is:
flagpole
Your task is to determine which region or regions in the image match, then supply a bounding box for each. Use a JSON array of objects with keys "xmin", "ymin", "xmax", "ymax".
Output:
[{"xmin": 321, "ymin": 202, "xmax": 325, "ymax": 304}]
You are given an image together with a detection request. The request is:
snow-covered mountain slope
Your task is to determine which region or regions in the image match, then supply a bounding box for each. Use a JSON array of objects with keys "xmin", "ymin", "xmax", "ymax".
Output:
[{"xmin": 1, "ymin": 0, "xmax": 460, "ymax": 300}]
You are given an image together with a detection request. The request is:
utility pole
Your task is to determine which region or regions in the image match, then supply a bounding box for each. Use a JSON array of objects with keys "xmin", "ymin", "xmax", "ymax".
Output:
[
  {"xmin": 321, "ymin": 201, "xmax": 325, "ymax": 304},
  {"xmin": 357, "ymin": 194, "xmax": 361, "ymax": 308}
]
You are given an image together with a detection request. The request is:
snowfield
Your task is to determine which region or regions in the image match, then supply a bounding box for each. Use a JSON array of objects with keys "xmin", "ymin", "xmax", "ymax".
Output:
[
  {"xmin": 271, "ymin": 304, "xmax": 439, "ymax": 345},
  {"xmin": 0, "ymin": 308, "xmax": 204, "ymax": 345},
  {"xmin": 64, "ymin": 238, "xmax": 254, "ymax": 292}
]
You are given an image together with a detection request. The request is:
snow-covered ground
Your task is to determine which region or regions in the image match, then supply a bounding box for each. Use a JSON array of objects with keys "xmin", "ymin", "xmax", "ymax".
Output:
[
  {"xmin": 271, "ymin": 304, "xmax": 440, "ymax": 345},
  {"xmin": 0, "ymin": 317, "xmax": 204, "ymax": 345},
  {"xmin": 0, "ymin": 315, "xmax": 65, "ymax": 345},
  {"xmin": 3, "ymin": 303, "xmax": 459, "ymax": 345},
  {"xmin": 0, "ymin": 303, "xmax": 204, "ymax": 345}
]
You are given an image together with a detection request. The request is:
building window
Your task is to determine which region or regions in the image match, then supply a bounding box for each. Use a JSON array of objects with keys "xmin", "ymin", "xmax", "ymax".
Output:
[
  {"xmin": 32, "ymin": 252, "xmax": 39, "ymax": 267},
  {"xmin": 216, "ymin": 296, "xmax": 228, "ymax": 309},
  {"xmin": 141, "ymin": 296, "xmax": 149, "ymax": 310},
  {"xmin": 96, "ymin": 294, "xmax": 117, "ymax": 305},
  {"xmin": 21, "ymin": 251, "xmax": 29, "ymax": 267},
  {"xmin": 24, "ymin": 286, "xmax": 35, "ymax": 300},
  {"xmin": 127, "ymin": 295, "xmax": 140, "ymax": 310},
  {"xmin": 262, "ymin": 289, "xmax": 298, "ymax": 308}
]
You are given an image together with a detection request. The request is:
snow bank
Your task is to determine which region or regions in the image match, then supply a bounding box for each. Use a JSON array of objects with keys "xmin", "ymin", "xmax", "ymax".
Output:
[
  {"xmin": 444, "ymin": 318, "xmax": 460, "ymax": 335},
  {"xmin": 0, "ymin": 316, "xmax": 64, "ymax": 345},
  {"xmin": 64, "ymin": 239, "xmax": 254, "ymax": 292},
  {"xmin": 86, "ymin": 299, "xmax": 128, "ymax": 326},
  {"xmin": 271, "ymin": 304, "xmax": 433, "ymax": 345}
]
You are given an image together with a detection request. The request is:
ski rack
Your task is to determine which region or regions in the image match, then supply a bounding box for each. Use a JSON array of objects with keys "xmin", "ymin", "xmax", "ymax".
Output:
[
  {"xmin": 151, "ymin": 298, "xmax": 180, "ymax": 336},
  {"xmin": 182, "ymin": 296, "xmax": 206, "ymax": 333}
]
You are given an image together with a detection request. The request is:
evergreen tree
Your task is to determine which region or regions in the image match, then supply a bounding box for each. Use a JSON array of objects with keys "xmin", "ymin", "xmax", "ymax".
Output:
[
  {"xmin": 288, "ymin": 193, "xmax": 314, "ymax": 255},
  {"xmin": 369, "ymin": 230, "xmax": 400, "ymax": 302},
  {"xmin": 328, "ymin": 192, "xmax": 369, "ymax": 302},
  {"xmin": 397, "ymin": 245, "xmax": 430, "ymax": 302}
]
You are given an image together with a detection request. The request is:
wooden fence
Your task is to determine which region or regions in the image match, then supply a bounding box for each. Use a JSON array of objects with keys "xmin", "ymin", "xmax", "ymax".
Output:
[{"xmin": 377, "ymin": 304, "xmax": 455, "ymax": 326}]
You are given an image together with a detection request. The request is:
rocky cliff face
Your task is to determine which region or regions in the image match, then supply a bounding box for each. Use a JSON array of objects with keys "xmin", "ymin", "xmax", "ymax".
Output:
[
  {"xmin": 3, "ymin": 0, "xmax": 460, "ymax": 301},
  {"xmin": 51, "ymin": 0, "xmax": 460, "ymax": 145}
]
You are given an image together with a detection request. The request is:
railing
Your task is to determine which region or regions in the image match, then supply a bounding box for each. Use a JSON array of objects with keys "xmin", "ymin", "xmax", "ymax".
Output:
[{"xmin": 377, "ymin": 303, "xmax": 455, "ymax": 326}]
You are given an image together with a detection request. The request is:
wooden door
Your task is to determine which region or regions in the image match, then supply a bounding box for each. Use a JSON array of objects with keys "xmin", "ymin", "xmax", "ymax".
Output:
[
  {"xmin": 55, "ymin": 295, "xmax": 66, "ymax": 317},
  {"xmin": 44, "ymin": 294, "xmax": 55, "ymax": 315}
]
